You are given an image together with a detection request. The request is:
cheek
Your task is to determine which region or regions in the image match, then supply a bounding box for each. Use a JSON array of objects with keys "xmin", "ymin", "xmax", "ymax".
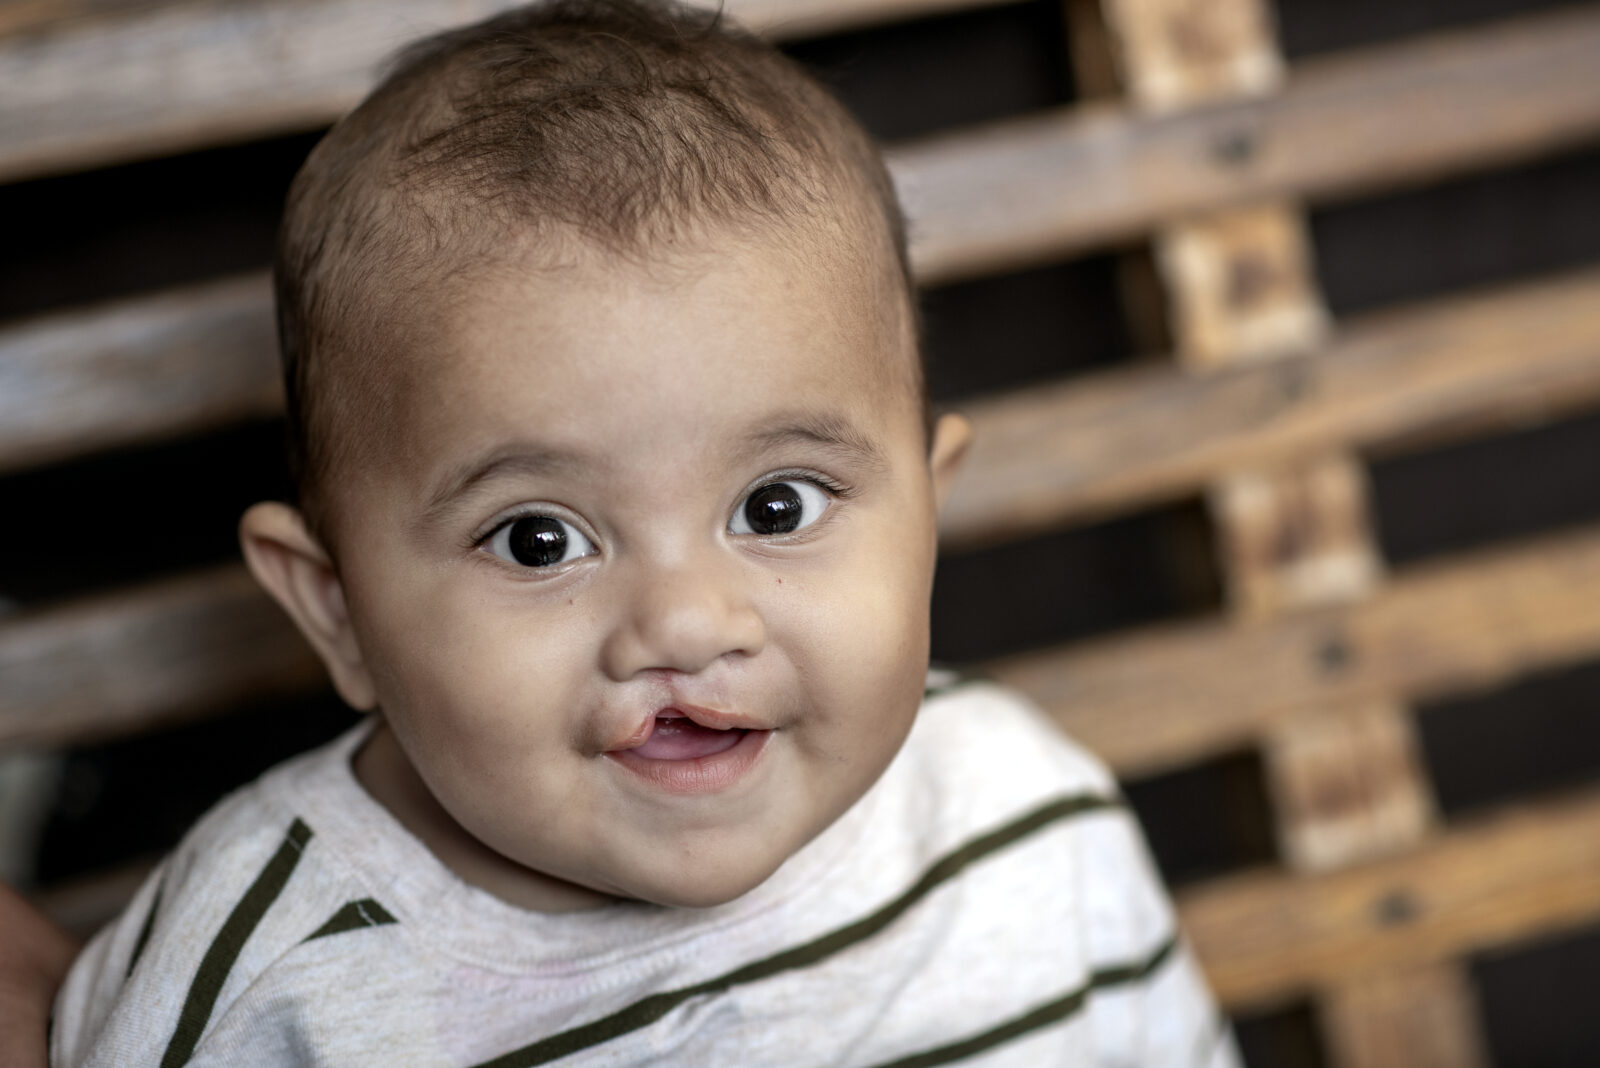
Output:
[
  {"xmin": 357, "ymin": 578, "xmax": 586, "ymax": 749},
  {"xmin": 777, "ymin": 517, "xmax": 934, "ymax": 716}
]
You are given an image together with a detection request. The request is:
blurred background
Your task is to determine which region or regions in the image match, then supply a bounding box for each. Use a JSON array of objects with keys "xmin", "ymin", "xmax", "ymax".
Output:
[{"xmin": 3, "ymin": 1, "xmax": 1600, "ymax": 1065}]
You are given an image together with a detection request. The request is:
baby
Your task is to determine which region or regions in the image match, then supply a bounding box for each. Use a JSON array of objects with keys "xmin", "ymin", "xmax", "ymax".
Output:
[{"xmin": 50, "ymin": 1, "xmax": 1236, "ymax": 1064}]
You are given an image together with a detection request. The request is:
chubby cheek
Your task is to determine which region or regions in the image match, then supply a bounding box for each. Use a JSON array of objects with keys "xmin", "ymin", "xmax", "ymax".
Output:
[
  {"xmin": 782, "ymin": 521, "xmax": 933, "ymax": 756},
  {"xmin": 357, "ymin": 576, "xmax": 590, "ymax": 779}
]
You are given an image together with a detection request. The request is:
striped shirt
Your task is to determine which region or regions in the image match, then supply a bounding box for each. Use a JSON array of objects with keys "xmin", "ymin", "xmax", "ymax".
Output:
[{"xmin": 53, "ymin": 676, "xmax": 1238, "ymax": 1067}]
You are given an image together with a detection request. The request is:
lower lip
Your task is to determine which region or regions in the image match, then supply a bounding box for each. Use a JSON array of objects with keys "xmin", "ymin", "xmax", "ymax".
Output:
[{"xmin": 606, "ymin": 728, "xmax": 771, "ymax": 795}]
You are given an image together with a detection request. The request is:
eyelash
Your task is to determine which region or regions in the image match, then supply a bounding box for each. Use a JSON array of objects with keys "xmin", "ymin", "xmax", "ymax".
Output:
[
  {"xmin": 746, "ymin": 470, "xmax": 856, "ymax": 504},
  {"xmin": 466, "ymin": 471, "xmax": 857, "ymax": 553},
  {"xmin": 468, "ymin": 508, "xmax": 581, "ymax": 554}
]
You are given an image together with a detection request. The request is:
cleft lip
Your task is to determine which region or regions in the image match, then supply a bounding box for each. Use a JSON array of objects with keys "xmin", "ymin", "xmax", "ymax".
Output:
[{"xmin": 606, "ymin": 703, "xmax": 767, "ymax": 753}]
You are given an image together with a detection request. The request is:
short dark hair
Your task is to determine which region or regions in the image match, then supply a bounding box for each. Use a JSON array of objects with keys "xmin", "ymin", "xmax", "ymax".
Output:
[{"xmin": 275, "ymin": 0, "xmax": 917, "ymax": 536}]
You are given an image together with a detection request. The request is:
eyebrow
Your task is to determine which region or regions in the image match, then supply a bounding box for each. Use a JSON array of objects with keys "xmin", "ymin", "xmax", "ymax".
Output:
[
  {"xmin": 419, "ymin": 443, "xmax": 589, "ymax": 527},
  {"xmin": 745, "ymin": 413, "xmax": 889, "ymax": 472},
  {"xmin": 416, "ymin": 413, "xmax": 887, "ymax": 530}
]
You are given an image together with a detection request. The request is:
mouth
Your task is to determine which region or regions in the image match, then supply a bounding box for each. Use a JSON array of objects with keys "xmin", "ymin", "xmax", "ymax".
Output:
[{"xmin": 605, "ymin": 707, "xmax": 771, "ymax": 794}]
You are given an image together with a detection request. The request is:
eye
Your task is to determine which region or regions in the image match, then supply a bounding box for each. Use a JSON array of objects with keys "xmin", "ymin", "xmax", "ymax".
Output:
[
  {"xmin": 485, "ymin": 514, "xmax": 596, "ymax": 568},
  {"xmin": 729, "ymin": 480, "xmax": 831, "ymax": 537}
]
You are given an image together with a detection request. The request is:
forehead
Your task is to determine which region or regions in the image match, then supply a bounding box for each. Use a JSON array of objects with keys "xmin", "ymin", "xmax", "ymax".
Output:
[{"xmin": 349, "ymin": 219, "xmax": 920, "ymax": 499}]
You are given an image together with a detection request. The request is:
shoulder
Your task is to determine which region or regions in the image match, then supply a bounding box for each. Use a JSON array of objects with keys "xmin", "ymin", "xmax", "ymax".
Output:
[
  {"xmin": 846, "ymin": 675, "xmax": 1237, "ymax": 1065},
  {"xmin": 51, "ymin": 725, "xmax": 394, "ymax": 1067},
  {"xmin": 905, "ymin": 673, "xmax": 1168, "ymax": 926},
  {"xmin": 908, "ymin": 669, "xmax": 1119, "ymax": 807}
]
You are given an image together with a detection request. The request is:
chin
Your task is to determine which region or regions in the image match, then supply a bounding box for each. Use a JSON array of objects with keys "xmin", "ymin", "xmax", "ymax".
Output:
[{"xmin": 629, "ymin": 860, "xmax": 782, "ymax": 910}]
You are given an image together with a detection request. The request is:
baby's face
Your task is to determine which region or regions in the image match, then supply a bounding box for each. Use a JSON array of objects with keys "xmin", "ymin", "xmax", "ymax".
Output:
[{"xmin": 326, "ymin": 220, "xmax": 965, "ymax": 909}]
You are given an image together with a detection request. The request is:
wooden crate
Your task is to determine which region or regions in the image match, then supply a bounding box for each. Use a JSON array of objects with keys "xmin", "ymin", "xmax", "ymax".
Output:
[{"xmin": 5, "ymin": 1, "xmax": 1600, "ymax": 1063}]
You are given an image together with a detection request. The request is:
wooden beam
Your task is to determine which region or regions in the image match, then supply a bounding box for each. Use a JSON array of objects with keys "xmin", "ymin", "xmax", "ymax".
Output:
[
  {"xmin": 0, "ymin": 565, "xmax": 323, "ymax": 750},
  {"xmin": 989, "ymin": 523, "xmax": 1600, "ymax": 778},
  {"xmin": 942, "ymin": 267, "xmax": 1600, "ymax": 549},
  {"xmin": 0, "ymin": 0, "xmax": 1020, "ymax": 41},
  {"xmin": 1261, "ymin": 702, "xmax": 1434, "ymax": 873},
  {"xmin": 897, "ymin": 4, "xmax": 1600, "ymax": 283},
  {"xmin": 1318, "ymin": 964, "xmax": 1489, "ymax": 1068},
  {"xmin": 0, "ymin": 0, "xmax": 1017, "ymax": 182},
  {"xmin": 1156, "ymin": 200, "xmax": 1328, "ymax": 370},
  {"xmin": 4, "ymin": 264, "xmax": 1598, "ymax": 535},
  {"xmin": 1101, "ymin": 3, "xmax": 1484, "ymax": 1058},
  {"xmin": 0, "ymin": 273, "xmax": 277, "ymax": 475},
  {"xmin": 1097, "ymin": 0, "xmax": 1283, "ymax": 112},
  {"xmin": 0, "ymin": 5, "xmax": 1596, "ymax": 235},
  {"xmin": 1179, "ymin": 780, "xmax": 1600, "ymax": 1010}
]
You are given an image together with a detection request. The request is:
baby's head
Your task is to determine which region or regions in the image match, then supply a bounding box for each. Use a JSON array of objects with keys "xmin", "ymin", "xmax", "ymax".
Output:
[{"xmin": 242, "ymin": 0, "xmax": 970, "ymax": 911}]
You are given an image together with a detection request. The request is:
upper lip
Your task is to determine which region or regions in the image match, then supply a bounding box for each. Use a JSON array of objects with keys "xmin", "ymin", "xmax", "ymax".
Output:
[{"xmin": 607, "ymin": 703, "xmax": 769, "ymax": 752}]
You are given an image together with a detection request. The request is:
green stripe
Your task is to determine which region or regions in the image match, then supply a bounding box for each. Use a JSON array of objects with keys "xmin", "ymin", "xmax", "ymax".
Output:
[
  {"xmin": 126, "ymin": 874, "xmax": 165, "ymax": 978},
  {"xmin": 303, "ymin": 898, "xmax": 398, "ymax": 942},
  {"xmin": 159, "ymin": 818, "xmax": 312, "ymax": 1068},
  {"xmin": 866, "ymin": 936, "xmax": 1178, "ymax": 1068},
  {"xmin": 471, "ymin": 792, "xmax": 1117, "ymax": 1068}
]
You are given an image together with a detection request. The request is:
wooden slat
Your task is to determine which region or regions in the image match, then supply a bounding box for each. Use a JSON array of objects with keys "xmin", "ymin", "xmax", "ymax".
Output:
[
  {"xmin": 1210, "ymin": 456, "xmax": 1381, "ymax": 620},
  {"xmin": 1097, "ymin": 0, "xmax": 1283, "ymax": 111},
  {"xmin": 0, "ymin": 273, "xmax": 277, "ymax": 475},
  {"xmin": 1, "ymin": 0, "xmax": 1024, "ymax": 40},
  {"xmin": 897, "ymin": 4, "xmax": 1600, "ymax": 283},
  {"xmin": 0, "ymin": 263, "xmax": 1594, "ymax": 635},
  {"xmin": 1179, "ymin": 780, "xmax": 1600, "ymax": 1010},
  {"xmin": 991, "ymin": 524, "xmax": 1600, "ymax": 778},
  {"xmin": 0, "ymin": 565, "xmax": 322, "ymax": 749},
  {"xmin": 1319, "ymin": 964, "xmax": 1490, "ymax": 1068},
  {"xmin": 8, "ymin": 263, "xmax": 1598, "ymax": 520},
  {"xmin": 1262, "ymin": 702, "xmax": 1434, "ymax": 873},
  {"xmin": 1156, "ymin": 200, "xmax": 1328, "ymax": 370},
  {"xmin": 1104, "ymin": 3, "xmax": 1488, "ymax": 1058},
  {"xmin": 0, "ymin": 0, "xmax": 1016, "ymax": 182},
  {"xmin": 942, "ymin": 267, "xmax": 1600, "ymax": 549},
  {"xmin": 0, "ymin": 6, "xmax": 1596, "ymax": 242}
]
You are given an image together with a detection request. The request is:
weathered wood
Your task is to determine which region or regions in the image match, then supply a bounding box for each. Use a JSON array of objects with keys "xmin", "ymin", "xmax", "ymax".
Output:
[
  {"xmin": 990, "ymin": 523, "xmax": 1600, "ymax": 778},
  {"xmin": 1, "ymin": 7, "xmax": 1597, "ymax": 250},
  {"xmin": 0, "ymin": 0, "xmax": 1013, "ymax": 40},
  {"xmin": 943, "ymin": 267, "xmax": 1600, "ymax": 549},
  {"xmin": 1103, "ymin": 3, "xmax": 1483, "ymax": 1056},
  {"xmin": 1178, "ymin": 780, "xmax": 1600, "ymax": 1010},
  {"xmin": 0, "ymin": 566, "xmax": 323, "ymax": 750},
  {"xmin": 1158, "ymin": 201, "xmax": 1328, "ymax": 369},
  {"xmin": 1262, "ymin": 703, "xmax": 1434, "ymax": 872},
  {"xmin": 0, "ymin": 0, "xmax": 1017, "ymax": 182},
  {"xmin": 1318, "ymin": 964, "xmax": 1491, "ymax": 1068},
  {"xmin": 1210, "ymin": 454, "xmax": 1381, "ymax": 620},
  {"xmin": 897, "ymin": 5, "xmax": 1600, "ymax": 283},
  {"xmin": 0, "ymin": 273, "xmax": 278, "ymax": 475},
  {"xmin": 1098, "ymin": 0, "xmax": 1282, "ymax": 111},
  {"xmin": 5, "ymin": 265, "xmax": 1599, "ymax": 540}
]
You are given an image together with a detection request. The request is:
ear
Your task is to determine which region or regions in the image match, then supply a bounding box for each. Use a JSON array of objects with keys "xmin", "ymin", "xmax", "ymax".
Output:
[
  {"xmin": 239, "ymin": 502, "xmax": 377, "ymax": 711},
  {"xmin": 927, "ymin": 412, "xmax": 973, "ymax": 513}
]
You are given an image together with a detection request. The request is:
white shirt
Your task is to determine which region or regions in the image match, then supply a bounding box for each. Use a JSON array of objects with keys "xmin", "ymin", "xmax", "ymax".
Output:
[{"xmin": 54, "ymin": 675, "xmax": 1238, "ymax": 1067}]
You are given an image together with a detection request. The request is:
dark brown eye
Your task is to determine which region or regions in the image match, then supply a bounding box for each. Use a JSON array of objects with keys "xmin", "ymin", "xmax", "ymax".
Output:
[
  {"xmin": 730, "ymin": 480, "xmax": 830, "ymax": 536},
  {"xmin": 486, "ymin": 515, "xmax": 595, "ymax": 568}
]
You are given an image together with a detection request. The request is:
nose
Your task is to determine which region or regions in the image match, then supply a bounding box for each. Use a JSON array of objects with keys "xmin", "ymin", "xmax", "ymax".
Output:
[{"xmin": 600, "ymin": 551, "xmax": 767, "ymax": 680}]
